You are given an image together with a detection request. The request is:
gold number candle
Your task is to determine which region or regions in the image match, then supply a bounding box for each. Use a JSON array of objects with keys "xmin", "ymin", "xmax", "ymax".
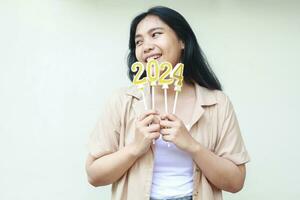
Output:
[
  {"xmin": 131, "ymin": 62, "xmax": 147, "ymax": 90},
  {"xmin": 170, "ymin": 63, "xmax": 184, "ymax": 114},
  {"xmin": 170, "ymin": 63, "xmax": 184, "ymax": 92},
  {"xmin": 131, "ymin": 61, "xmax": 148, "ymax": 110},
  {"xmin": 146, "ymin": 59, "xmax": 159, "ymax": 86},
  {"xmin": 158, "ymin": 61, "xmax": 174, "ymax": 89}
]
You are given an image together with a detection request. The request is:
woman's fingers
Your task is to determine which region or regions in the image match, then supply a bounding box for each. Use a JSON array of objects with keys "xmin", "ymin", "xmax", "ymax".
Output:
[
  {"xmin": 152, "ymin": 115, "xmax": 160, "ymax": 124},
  {"xmin": 149, "ymin": 131, "xmax": 160, "ymax": 139},
  {"xmin": 160, "ymin": 127, "xmax": 173, "ymax": 135},
  {"xmin": 160, "ymin": 119, "xmax": 175, "ymax": 128},
  {"xmin": 146, "ymin": 123, "xmax": 160, "ymax": 132},
  {"xmin": 160, "ymin": 113, "xmax": 178, "ymax": 121},
  {"xmin": 161, "ymin": 133, "xmax": 174, "ymax": 142},
  {"xmin": 141, "ymin": 114, "xmax": 160, "ymax": 126},
  {"xmin": 138, "ymin": 109, "xmax": 158, "ymax": 121}
]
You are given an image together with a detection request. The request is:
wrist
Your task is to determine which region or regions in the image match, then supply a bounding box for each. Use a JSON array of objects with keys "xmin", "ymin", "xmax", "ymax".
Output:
[
  {"xmin": 188, "ymin": 141, "xmax": 204, "ymax": 158},
  {"xmin": 127, "ymin": 143, "xmax": 141, "ymax": 158}
]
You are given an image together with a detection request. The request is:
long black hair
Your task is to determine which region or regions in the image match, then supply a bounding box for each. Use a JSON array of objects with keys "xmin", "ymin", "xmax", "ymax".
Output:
[{"xmin": 127, "ymin": 6, "xmax": 222, "ymax": 90}]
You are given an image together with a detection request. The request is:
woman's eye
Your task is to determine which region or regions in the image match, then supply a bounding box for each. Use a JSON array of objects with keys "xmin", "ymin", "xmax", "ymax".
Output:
[
  {"xmin": 135, "ymin": 40, "xmax": 142, "ymax": 46},
  {"xmin": 152, "ymin": 32, "xmax": 162, "ymax": 37}
]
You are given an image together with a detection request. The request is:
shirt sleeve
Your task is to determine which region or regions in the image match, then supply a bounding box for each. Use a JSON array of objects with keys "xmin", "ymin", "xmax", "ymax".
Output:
[
  {"xmin": 214, "ymin": 93, "xmax": 250, "ymax": 165},
  {"xmin": 87, "ymin": 90, "xmax": 124, "ymax": 158}
]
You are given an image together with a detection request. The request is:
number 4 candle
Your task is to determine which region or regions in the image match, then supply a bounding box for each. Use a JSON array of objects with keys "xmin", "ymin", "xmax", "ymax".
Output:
[{"xmin": 170, "ymin": 63, "xmax": 184, "ymax": 114}]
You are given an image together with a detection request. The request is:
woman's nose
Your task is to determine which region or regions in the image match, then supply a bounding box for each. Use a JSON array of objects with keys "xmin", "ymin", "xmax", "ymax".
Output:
[{"xmin": 143, "ymin": 41, "xmax": 155, "ymax": 53}]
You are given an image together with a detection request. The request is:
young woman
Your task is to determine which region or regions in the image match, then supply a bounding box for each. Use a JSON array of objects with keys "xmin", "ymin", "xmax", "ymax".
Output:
[{"xmin": 86, "ymin": 6, "xmax": 250, "ymax": 200}]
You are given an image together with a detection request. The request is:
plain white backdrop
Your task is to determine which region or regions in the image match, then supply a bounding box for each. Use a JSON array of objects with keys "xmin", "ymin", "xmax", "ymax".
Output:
[{"xmin": 0, "ymin": 0, "xmax": 299, "ymax": 199}]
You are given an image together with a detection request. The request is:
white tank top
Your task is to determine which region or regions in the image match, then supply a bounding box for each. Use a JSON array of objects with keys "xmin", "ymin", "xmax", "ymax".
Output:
[{"xmin": 150, "ymin": 125, "xmax": 194, "ymax": 199}]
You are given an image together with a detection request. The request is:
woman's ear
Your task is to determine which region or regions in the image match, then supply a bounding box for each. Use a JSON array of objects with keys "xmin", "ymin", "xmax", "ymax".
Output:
[{"xmin": 180, "ymin": 41, "xmax": 185, "ymax": 50}]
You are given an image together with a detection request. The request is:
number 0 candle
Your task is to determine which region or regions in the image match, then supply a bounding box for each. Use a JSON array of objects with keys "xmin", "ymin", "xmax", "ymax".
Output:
[{"xmin": 146, "ymin": 59, "xmax": 159, "ymax": 110}]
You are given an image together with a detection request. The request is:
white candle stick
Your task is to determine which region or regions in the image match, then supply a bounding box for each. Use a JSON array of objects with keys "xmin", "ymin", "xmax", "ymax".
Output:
[
  {"xmin": 131, "ymin": 61, "xmax": 155, "ymax": 144},
  {"xmin": 158, "ymin": 62, "xmax": 174, "ymax": 147},
  {"xmin": 163, "ymin": 85, "xmax": 171, "ymax": 147},
  {"xmin": 164, "ymin": 88, "xmax": 168, "ymax": 113},
  {"xmin": 147, "ymin": 59, "xmax": 159, "ymax": 145},
  {"xmin": 141, "ymin": 89, "xmax": 148, "ymax": 110},
  {"xmin": 172, "ymin": 91, "xmax": 179, "ymax": 114},
  {"xmin": 151, "ymin": 86, "xmax": 155, "ymax": 110},
  {"xmin": 170, "ymin": 63, "xmax": 184, "ymax": 147},
  {"xmin": 151, "ymin": 86, "xmax": 156, "ymax": 144}
]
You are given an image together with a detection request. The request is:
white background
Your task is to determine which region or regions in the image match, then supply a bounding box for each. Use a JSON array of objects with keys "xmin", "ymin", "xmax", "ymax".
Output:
[{"xmin": 0, "ymin": 0, "xmax": 299, "ymax": 199}]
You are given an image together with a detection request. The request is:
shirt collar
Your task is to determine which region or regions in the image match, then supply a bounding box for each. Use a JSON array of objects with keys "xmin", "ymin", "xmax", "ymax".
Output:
[{"xmin": 194, "ymin": 82, "xmax": 217, "ymax": 106}]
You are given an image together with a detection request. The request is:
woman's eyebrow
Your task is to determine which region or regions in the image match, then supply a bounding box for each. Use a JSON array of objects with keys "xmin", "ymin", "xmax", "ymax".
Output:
[{"xmin": 135, "ymin": 27, "xmax": 164, "ymax": 39}]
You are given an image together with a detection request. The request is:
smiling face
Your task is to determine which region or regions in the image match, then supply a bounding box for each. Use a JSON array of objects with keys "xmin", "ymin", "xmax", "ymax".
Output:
[{"xmin": 134, "ymin": 15, "xmax": 184, "ymax": 67}]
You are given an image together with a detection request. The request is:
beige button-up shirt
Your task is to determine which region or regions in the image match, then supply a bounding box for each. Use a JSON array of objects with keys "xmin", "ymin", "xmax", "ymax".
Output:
[{"xmin": 88, "ymin": 83, "xmax": 250, "ymax": 200}]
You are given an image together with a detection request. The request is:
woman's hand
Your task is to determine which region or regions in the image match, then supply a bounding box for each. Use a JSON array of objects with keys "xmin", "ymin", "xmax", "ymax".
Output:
[
  {"xmin": 131, "ymin": 109, "xmax": 161, "ymax": 157},
  {"xmin": 160, "ymin": 113, "xmax": 198, "ymax": 153}
]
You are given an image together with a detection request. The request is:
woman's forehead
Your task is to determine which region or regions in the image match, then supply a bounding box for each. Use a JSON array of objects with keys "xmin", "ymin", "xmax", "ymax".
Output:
[{"xmin": 135, "ymin": 15, "xmax": 168, "ymax": 35}]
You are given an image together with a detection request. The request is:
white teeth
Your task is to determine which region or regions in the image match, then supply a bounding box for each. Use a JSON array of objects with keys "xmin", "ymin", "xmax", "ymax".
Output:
[{"xmin": 146, "ymin": 55, "xmax": 160, "ymax": 62}]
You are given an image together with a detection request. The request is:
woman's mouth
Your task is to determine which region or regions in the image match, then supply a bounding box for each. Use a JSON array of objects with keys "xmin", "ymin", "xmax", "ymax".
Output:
[{"xmin": 145, "ymin": 54, "xmax": 161, "ymax": 62}]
